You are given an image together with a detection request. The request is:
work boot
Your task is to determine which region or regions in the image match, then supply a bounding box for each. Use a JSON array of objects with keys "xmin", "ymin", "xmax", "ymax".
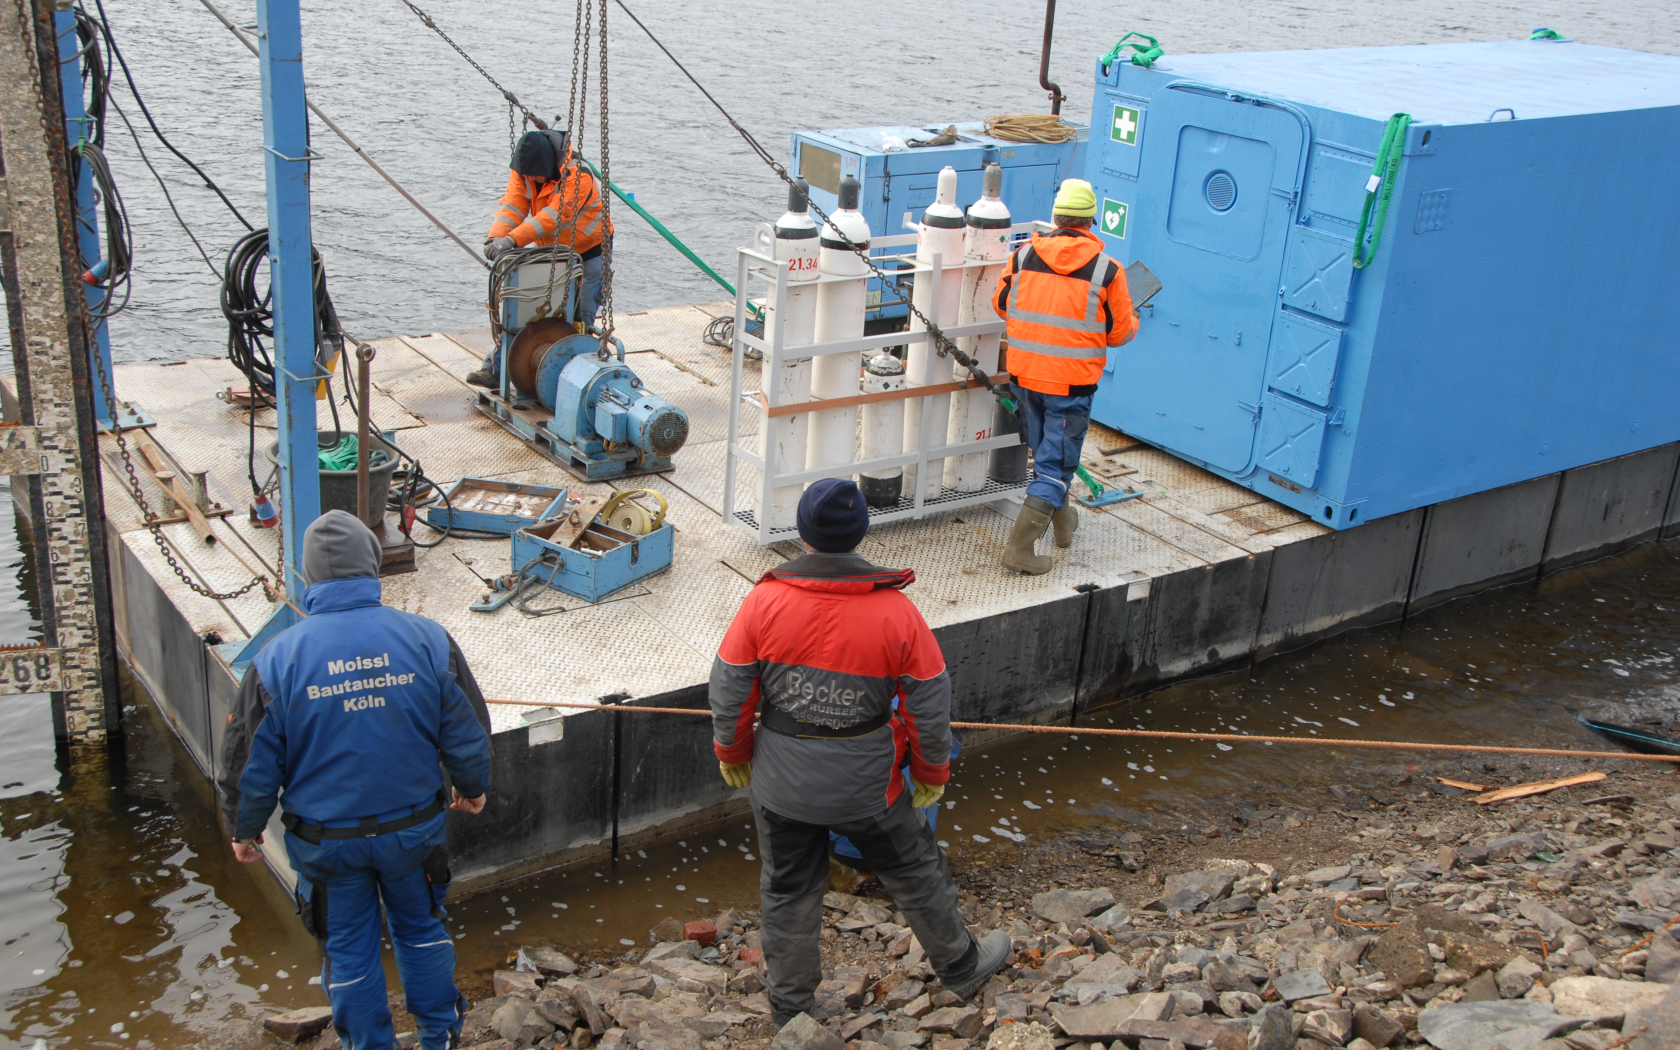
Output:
[
  {"xmin": 1001, "ymin": 496, "xmax": 1054, "ymax": 575},
  {"xmin": 1052, "ymin": 500, "xmax": 1079, "ymax": 548},
  {"xmin": 943, "ymin": 930, "xmax": 1013, "ymax": 1000},
  {"xmin": 465, "ymin": 369, "xmax": 497, "ymax": 389}
]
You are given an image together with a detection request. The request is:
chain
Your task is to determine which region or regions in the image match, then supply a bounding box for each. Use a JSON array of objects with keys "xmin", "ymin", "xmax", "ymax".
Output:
[
  {"xmin": 507, "ymin": 100, "xmax": 515, "ymax": 155},
  {"xmin": 605, "ymin": 1, "xmax": 1014, "ymax": 412},
  {"xmin": 84, "ymin": 309, "xmax": 271, "ymax": 602},
  {"xmin": 566, "ymin": 0, "xmax": 585, "ymax": 134},
  {"xmin": 396, "ymin": 0, "xmax": 545, "ymax": 129},
  {"xmin": 593, "ymin": 0, "xmax": 613, "ymax": 359}
]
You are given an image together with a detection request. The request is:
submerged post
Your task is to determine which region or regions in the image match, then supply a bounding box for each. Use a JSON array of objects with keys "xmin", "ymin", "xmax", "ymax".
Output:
[
  {"xmin": 0, "ymin": 0, "xmax": 121, "ymax": 745},
  {"xmin": 255, "ymin": 0, "xmax": 320, "ymax": 599}
]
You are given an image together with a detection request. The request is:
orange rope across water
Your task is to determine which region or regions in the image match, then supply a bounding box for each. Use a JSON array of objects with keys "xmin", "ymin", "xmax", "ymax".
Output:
[{"xmin": 479, "ymin": 699, "xmax": 1680, "ymax": 764}]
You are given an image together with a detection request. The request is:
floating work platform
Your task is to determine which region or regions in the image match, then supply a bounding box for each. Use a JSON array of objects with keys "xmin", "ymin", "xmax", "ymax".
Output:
[{"xmin": 98, "ymin": 301, "xmax": 1680, "ymax": 891}]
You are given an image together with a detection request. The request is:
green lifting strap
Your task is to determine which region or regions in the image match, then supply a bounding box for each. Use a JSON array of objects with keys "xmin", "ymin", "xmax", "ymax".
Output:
[
  {"xmin": 1529, "ymin": 27, "xmax": 1570, "ymax": 40},
  {"xmin": 1352, "ymin": 113, "xmax": 1412, "ymax": 270},
  {"xmin": 577, "ymin": 156, "xmax": 762, "ymax": 319},
  {"xmin": 1101, "ymin": 32, "xmax": 1163, "ymax": 74}
]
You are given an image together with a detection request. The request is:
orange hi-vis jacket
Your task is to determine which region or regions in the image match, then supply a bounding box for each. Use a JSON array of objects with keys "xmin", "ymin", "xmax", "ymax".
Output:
[
  {"xmin": 993, "ymin": 227, "xmax": 1137, "ymax": 395},
  {"xmin": 488, "ymin": 162, "xmax": 611, "ymax": 256}
]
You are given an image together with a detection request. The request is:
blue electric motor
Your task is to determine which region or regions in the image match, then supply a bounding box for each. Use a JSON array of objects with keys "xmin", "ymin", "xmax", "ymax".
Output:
[{"xmin": 516, "ymin": 330, "xmax": 689, "ymax": 478}]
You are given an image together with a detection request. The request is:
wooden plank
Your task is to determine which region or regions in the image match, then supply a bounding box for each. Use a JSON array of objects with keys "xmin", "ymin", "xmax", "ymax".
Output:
[
  {"xmin": 1474, "ymin": 771, "xmax": 1607, "ymax": 805},
  {"xmin": 132, "ymin": 431, "xmax": 216, "ymax": 546},
  {"xmin": 759, "ymin": 373, "xmax": 1013, "ymax": 418}
]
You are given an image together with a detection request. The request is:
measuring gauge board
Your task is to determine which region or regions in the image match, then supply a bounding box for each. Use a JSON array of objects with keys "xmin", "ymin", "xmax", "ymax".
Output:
[
  {"xmin": 1082, "ymin": 40, "xmax": 1680, "ymax": 529},
  {"xmin": 791, "ymin": 122, "xmax": 1087, "ymax": 323}
]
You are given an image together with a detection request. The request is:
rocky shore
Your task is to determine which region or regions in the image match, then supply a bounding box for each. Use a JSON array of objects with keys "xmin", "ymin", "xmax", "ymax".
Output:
[{"xmin": 207, "ymin": 763, "xmax": 1680, "ymax": 1050}]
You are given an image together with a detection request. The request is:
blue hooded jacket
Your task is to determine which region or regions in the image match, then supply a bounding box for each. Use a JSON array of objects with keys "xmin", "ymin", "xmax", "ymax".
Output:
[{"xmin": 218, "ymin": 511, "xmax": 490, "ymax": 841}]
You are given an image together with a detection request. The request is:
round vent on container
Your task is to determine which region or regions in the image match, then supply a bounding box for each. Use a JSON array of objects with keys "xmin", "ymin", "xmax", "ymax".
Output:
[{"xmin": 1205, "ymin": 171, "xmax": 1237, "ymax": 212}]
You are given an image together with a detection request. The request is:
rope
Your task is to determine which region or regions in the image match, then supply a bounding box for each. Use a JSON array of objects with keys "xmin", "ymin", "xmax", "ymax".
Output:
[
  {"xmin": 477, "ymin": 699, "xmax": 1680, "ymax": 764},
  {"xmin": 193, "ymin": 0, "xmax": 488, "ymax": 269},
  {"xmin": 1353, "ymin": 113, "xmax": 1411, "ymax": 269},
  {"xmin": 985, "ymin": 114, "xmax": 1078, "ymax": 144}
]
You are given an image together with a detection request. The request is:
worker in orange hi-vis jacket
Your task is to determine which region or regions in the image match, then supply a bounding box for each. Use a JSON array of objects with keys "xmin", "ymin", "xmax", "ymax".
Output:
[
  {"xmin": 467, "ymin": 128, "xmax": 614, "ymax": 388},
  {"xmin": 992, "ymin": 178, "xmax": 1139, "ymax": 574}
]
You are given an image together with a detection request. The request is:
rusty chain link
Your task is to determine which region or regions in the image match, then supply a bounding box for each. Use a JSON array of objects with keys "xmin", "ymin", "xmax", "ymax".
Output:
[{"xmin": 593, "ymin": 0, "xmax": 614, "ymax": 360}]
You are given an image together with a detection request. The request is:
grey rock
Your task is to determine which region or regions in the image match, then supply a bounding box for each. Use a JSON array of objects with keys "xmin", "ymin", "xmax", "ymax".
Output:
[
  {"xmin": 1306, "ymin": 866, "xmax": 1353, "ymax": 885},
  {"xmin": 1415, "ymin": 1000, "xmax": 1587, "ymax": 1050},
  {"xmin": 263, "ymin": 1006, "xmax": 335, "ymax": 1044},
  {"xmin": 643, "ymin": 941, "xmax": 701, "ymax": 965},
  {"xmin": 1548, "ymin": 977, "xmax": 1671, "ymax": 1026},
  {"xmin": 1272, "ymin": 969, "xmax": 1333, "ymax": 1003},
  {"xmin": 1031, "ymin": 888, "xmax": 1117, "ymax": 924},
  {"xmin": 1205, "ymin": 956, "xmax": 1258, "ymax": 993},
  {"xmin": 1629, "ymin": 876, "xmax": 1680, "ymax": 912},
  {"xmin": 1090, "ymin": 903, "xmax": 1134, "ymax": 931},
  {"xmin": 772, "ymin": 1013, "xmax": 844, "ymax": 1050},
  {"xmin": 1620, "ymin": 981, "xmax": 1680, "ymax": 1050},
  {"xmin": 1518, "ymin": 899, "xmax": 1580, "ymax": 941},
  {"xmin": 1161, "ymin": 870, "xmax": 1239, "ymax": 915},
  {"xmin": 1351, "ymin": 1004, "xmax": 1403, "ymax": 1048},
  {"xmin": 1485, "ymin": 832, "xmax": 1548, "ymax": 861},
  {"xmin": 916, "ymin": 1006, "xmax": 983, "ymax": 1039},
  {"xmin": 1497, "ymin": 958, "xmax": 1544, "ymax": 999},
  {"xmin": 1068, "ymin": 952, "xmax": 1143, "ymax": 991},
  {"xmin": 1049, "ymin": 993, "xmax": 1175, "ymax": 1037},
  {"xmin": 985, "ymin": 1021, "xmax": 1055, "ymax": 1050},
  {"xmin": 876, "ymin": 1032, "xmax": 927, "ymax": 1050},
  {"xmin": 1218, "ymin": 991, "xmax": 1262, "ymax": 1018},
  {"xmin": 641, "ymin": 958, "xmax": 729, "ymax": 994},
  {"xmin": 1246, "ymin": 1003, "xmax": 1292, "ymax": 1050},
  {"xmin": 495, "ymin": 999, "xmax": 558, "ymax": 1047},
  {"xmin": 1301, "ymin": 1008, "xmax": 1352, "ymax": 1047},
  {"xmin": 525, "ymin": 949, "xmax": 581, "ymax": 976},
  {"xmin": 1459, "ymin": 971, "xmax": 1500, "ymax": 1003},
  {"xmin": 1645, "ymin": 930, "xmax": 1680, "ymax": 985},
  {"xmin": 625, "ymin": 1021, "xmax": 704, "ymax": 1050}
]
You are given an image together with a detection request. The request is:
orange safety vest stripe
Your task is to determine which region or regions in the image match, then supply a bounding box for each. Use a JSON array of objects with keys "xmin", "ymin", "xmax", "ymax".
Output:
[{"xmin": 995, "ymin": 241, "xmax": 1135, "ymax": 395}]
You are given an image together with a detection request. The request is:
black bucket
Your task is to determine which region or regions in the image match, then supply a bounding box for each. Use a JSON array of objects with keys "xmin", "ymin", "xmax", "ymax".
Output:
[
  {"xmin": 266, "ymin": 429, "xmax": 401, "ymax": 521},
  {"xmin": 988, "ymin": 401, "xmax": 1029, "ymax": 483}
]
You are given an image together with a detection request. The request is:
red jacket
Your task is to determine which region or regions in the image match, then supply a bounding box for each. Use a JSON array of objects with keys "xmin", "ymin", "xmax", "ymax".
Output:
[{"xmin": 710, "ymin": 552, "xmax": 952, "ymax": 824}]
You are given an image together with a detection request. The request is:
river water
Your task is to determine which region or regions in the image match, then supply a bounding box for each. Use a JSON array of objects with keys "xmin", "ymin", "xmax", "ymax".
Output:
[{"xmin": 3, "ymin": 1, "xmax": 1680, "ymax": 1047}]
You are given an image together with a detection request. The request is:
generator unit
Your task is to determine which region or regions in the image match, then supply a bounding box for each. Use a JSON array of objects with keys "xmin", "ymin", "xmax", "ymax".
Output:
[
  {"xmin": 1082, "ymin": 39, "xmax": 1680, "ymax": 528},
  {"xmin": 791, "ymin": 122, "xmax": 1086, "ymax": 321}
]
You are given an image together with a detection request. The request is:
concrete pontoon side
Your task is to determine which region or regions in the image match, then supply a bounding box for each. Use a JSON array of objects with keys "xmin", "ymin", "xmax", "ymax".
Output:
[{"xmin": 97, "ymin": 304, "xmax": 1680, "ymax": 890}]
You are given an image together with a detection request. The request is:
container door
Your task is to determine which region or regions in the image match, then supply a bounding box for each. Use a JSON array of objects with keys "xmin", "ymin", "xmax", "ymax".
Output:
[{"xmin": 1094, "ymin": 88, "xmax": 1304, "ymax": 473}]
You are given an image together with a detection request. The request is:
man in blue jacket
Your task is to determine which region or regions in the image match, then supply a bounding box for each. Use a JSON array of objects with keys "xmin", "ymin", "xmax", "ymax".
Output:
[{"xmin": 218, "ymin": 509, "xmax": 492, "ymax": 1050}]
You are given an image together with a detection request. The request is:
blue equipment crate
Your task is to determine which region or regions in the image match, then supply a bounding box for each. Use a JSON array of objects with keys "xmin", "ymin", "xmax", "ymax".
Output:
[
  {"xmin": 510, "ymin": 499, "xmax": 674, "ymax": 603},
  {"xmin": 424, "ymin": 477, "xmax": 566, "ymax": 535},
  {"xmin": 1081, "ymin": 40, "xmax": 1680, "ymax": 528},
  {"xmin": 791, "ymin": 122, "xmax": 1086, "ymax": 320}
]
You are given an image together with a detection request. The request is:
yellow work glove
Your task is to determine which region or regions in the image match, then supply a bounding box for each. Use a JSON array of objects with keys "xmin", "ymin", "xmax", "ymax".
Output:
[
  {"xmin": 719, "ymin": 761, "xmax": 752, "ymax": 789},
  {"xmin": 910, "ymin": 778, "xmax": 944, "ymax": 809}
]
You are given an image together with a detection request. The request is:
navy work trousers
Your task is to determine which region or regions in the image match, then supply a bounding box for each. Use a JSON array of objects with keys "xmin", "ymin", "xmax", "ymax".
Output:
[
  {"xmin": 1014, "ymin": 383, "xmax": 1092, "ymax": 508},
  {"xmin": 285, "ymin": 812, "xmax": 462, "ymax": 1050}
]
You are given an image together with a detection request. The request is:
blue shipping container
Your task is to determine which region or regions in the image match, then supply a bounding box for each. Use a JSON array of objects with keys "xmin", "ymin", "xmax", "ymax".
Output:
[
  {"xmin": 1083, "ymin": 40, "xmax": 1680, "ymax": 528},
  {"xmin": 791, "ymin": 122, "xmax": 1086, "ymax": 320}
]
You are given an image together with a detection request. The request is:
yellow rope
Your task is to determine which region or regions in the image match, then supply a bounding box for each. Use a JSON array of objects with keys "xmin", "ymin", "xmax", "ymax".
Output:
[{"xmin": 985, "ymin": 114, "xmax": 1079, "ymax": 144}]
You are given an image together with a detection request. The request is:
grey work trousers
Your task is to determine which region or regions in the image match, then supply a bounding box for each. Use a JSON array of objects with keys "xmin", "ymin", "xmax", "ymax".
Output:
[{"xmin": 752, "ymin": 791, "xmax": 978, "ymax": 1021}]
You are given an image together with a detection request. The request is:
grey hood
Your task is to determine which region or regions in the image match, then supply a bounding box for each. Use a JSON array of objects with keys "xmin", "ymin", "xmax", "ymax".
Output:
[{"xmin": 300, "ymin": 509, "xmax": 382, "ymax": 586}]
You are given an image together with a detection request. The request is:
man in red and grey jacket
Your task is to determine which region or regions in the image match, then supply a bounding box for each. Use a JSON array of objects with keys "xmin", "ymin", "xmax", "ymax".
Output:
[{"xmin": 710, "ymin": 479, "xmax": 1011, "ymax": 1027}]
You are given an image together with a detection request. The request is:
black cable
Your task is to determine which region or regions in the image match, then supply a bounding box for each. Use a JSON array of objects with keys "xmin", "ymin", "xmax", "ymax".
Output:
[
  {"xmin": 73, "ymin": 7, "xmax": 109, "ymax": 148},
  {"xmin": 69, "ymin": 141, "xmax": 132, "ymax": 320},
  {"xmin": 88, "ymin": 0, "xmax": 254, "ymax": 231},
  {"xmin": 108, "ymin": 96, "xmax": 219, "ymax": 276}
]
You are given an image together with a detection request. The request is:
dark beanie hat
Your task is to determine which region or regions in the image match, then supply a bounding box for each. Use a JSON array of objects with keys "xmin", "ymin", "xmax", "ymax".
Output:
[
  {"xmin": 511, "ymin": 130, "xmax": 559, "ymax": 180},
  {"xmin": 797, "ymin": 478, "xmax": 870, "ymax": 553}
]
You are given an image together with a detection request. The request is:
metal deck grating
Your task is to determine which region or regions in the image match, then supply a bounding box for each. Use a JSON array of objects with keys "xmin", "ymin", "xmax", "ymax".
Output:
[{"xmin": 104, "ymin": 303, "xmax": 1324, "ymax": 734}]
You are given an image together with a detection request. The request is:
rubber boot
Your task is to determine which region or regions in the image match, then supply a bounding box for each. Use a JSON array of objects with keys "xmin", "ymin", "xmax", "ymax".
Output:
[
  {"xmin": 1052, "ymin": 501, "xmax": 1079, "ymax": 548},
  {"xmin": 943, "ymin": 930, "xmax": 1013, "ymax": 999},
  {"xmin": 1002, "ymin": 496, "xmax": 1054, "ymax": 575}
]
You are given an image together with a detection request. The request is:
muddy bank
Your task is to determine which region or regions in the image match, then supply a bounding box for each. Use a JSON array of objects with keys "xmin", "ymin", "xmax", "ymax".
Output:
[{"xmin": 197, "ymin": 759, "xmax": 1680, "ymax": 1050}]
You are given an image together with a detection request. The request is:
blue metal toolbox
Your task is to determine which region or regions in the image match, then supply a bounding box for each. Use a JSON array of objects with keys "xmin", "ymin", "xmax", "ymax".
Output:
[
  {"xmin": 423, "ymin": 477, "xmax": 566, "ymax": 535},
  {"xmin": 508, "ymin": 491, "xmax": 674, "ymax": 603},
  {"xmin": 1081, "ymin": 40, "xmax": 1680, "ymax": 527},
  {"xmin": 791, "ymin": 122, "xmax": 1086, "ymax": 320}
]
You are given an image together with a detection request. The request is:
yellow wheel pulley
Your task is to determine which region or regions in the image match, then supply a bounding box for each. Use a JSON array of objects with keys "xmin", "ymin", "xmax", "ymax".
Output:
[{"xmin": 596, "ymin": 488, "xmax": 668, "ymax": 535}]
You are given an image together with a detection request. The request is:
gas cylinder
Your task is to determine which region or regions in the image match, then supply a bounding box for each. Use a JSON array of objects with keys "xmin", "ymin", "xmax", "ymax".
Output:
[
  {"xmin": 946, "ymin": 162, "xmax": 1012, "ymax": 491},
  {"xmin": 806, "ymin": 175, "xmax": 870, "ymax": 475},
  {"xmin": 902, "ymin": 166, "xmax": 964, "ymax": 500},
  {"xmin": 859, "ymin": 351, "xmax": 906, "ymax": 507},
  {"xmin": 758, "ymin": 178, "xmax": 819, "ymax": 528}
]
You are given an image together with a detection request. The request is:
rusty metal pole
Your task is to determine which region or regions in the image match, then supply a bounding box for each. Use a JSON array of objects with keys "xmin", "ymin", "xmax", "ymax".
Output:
[
  {"xmin": 355, "ymin": 342, "xmax": 374, "ymax": 526},
  {"xmin": 1039, "ymin": 0, "xmax": 1065, "ymax": 115}
]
